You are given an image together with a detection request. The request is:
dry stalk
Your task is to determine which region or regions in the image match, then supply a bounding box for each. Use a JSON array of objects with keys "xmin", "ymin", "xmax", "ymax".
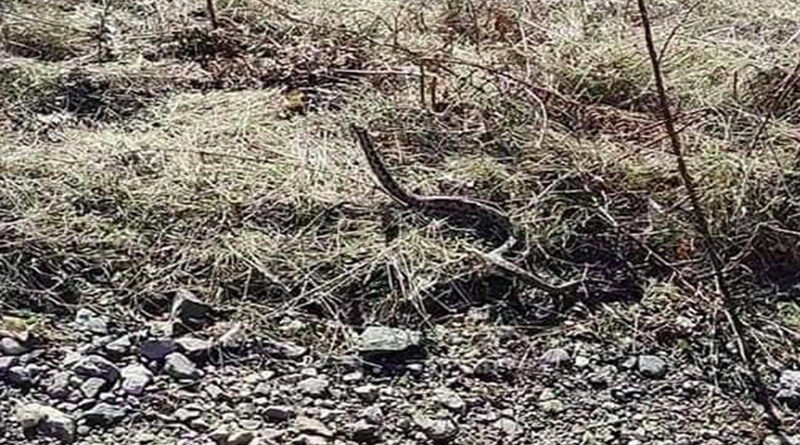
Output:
[
  {"xmin": 636, "ymin": 0, "xmax": 783, "ymax": 432},
  {"xmin": 206, "ymin": 0, "xmax": 219, "ymax": 30}
]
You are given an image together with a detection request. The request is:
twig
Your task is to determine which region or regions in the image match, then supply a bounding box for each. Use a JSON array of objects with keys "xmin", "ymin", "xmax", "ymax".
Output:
[
  {"xmin": 206, "ymin": 0, "xmax": 219, "ymax": 30},
  {"xmin": 637, "ymin": 0, "xmax": 784, "ymax": 432}
]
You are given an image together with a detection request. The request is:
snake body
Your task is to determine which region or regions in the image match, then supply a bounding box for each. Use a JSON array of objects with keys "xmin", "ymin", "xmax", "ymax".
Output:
[{"xmin": 350, "ymin": 124, "xmax": 578, "ymax": 294}]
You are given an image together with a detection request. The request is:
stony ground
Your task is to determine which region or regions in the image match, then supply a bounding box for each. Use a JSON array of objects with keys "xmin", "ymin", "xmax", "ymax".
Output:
[
  {"xmin": 2, "ymin": 291, "xmax": 799, "ymax": 444},
  {"xmin": 2, "ymin": 0, "xmax": 800, "ymax": 444}
]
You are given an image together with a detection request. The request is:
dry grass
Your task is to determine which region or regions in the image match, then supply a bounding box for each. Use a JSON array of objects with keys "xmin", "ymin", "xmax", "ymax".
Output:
[{"xmin": 1, "ymin": 0, "xmax": 799, "ymax": 391}]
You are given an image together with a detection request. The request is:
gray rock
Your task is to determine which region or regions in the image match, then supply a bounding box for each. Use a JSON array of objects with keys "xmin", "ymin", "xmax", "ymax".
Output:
[
  {"xmin": 415, "ymin": 415, "xmax": 458, "ymax": 443},
  {"xmin": 16, "ymin": 403, "xmax": 76, "ymax": 444},
  {"xmin": 297, "ymin": 377, "xmax": 329, "ymax": 397},
  {"xmin": 75, "ymin": 308, "xmax": 108, "ymax": 335},
  {"xmin": 574, "ymin": 356, "xmax": 591, "ymax": 368},
  {"xmin": 6, "ymin": 365, "xmax": 32, "ymax": 386},
  {"xmin": 350, "ymin": 419, "xmax": 381, "ymax": 443},
  {"xmin": 189, "ymin": 417, "xmax": 210, "ymax": 431},
  {"xmin": 265, "ymin": 405, "xmax": 295, "ymax": 421},
  {"xmin": 104, "ymin": 335, "xmax": 132, "ymax": 356},
  {"xmin": 433, "ymin": 388, "xmax": 464, "ymax": 411},
  {"xmin": 361, "ymin": 406, "xmax": 384, "ymax": 425},
  {"xmin": 539, "ymin": 399, "xmax": 565, "ymax": 414},
  {"xmin": 254, "ymin": 382, "xmax": 272, "ymax": 396},
  {"xmin": 0, "ymin": 355, "xmax": 15, "ymax": 371},
  {"xmin": 357, "ymin": 326, "xmax": 421, "ymax": 356},
  {"xmin": 173, "ymin": 407, "xmax": 201, "ymax": 423},
  {"xmin": 296, "ymin": 435, "xmax": 328, "ymax": 445},
  {"xmin": 72, "ymin": 355, "xmax": 119, "ymax": 383},
  {"xmin": 171, "ymin": 289, "xmax": 212, "ymax": 325},
  {"xmin": 164, "ymin": 352, "xmax": 202, "ymax": 379},
  {"xmin": 204, "ymin": 383, "xmax": 225, "ymax": 400},
  {"xmin": 175, "ymin": 336, "xmax": 211, "ymax": 355},
  {"xmin": 776, "ymin": 369, "xmax": 800, "ymax": 408},
  {"xmin": 294, "ymin": 416, "xmax": 333, "ymax": 437},
  {"xmin": 239, "ymin": 419, "xmax": 262, "ymax": 430},
  {"xmin": 0, "ymin": 337, "xmax": 28, "ymax": 355},
  {"xmin": 354, "ymin": 384, "xmax": 379, "ymax": 403},
  {"xmin": 80, "ymin": 377, "xmax": 107, "ymax": 399},
  {"xmin": 140, "ymin": 339, "xmax": 178, "ymax": 360},
  {"xmin": 120, "ymin": 364, "xmax": 153, "ymax": 395},
  {"xmin": 541, "ymin": 348, "xmax": 571, "ymax": 366},
  {"xmin": 226, "ymin": 430, "xmax": 255, "ymax": 445},
  {"xmin": 342, "ymin": 371, "xmax": 363, "ymax": 383},
  {"xmin": 82, "ymin": 403, "xmax": 126, "ymax": 426},
  {"xmin": 638, "ymin": 355, "xmax": 667, "ymax": 379},
  {"xmin": 495, "ymin": 418, "xmax": 522, "ymax": 436},
  {"xmin": 262, "ymin": 340, "xmax": 307, "ymax": 359}
]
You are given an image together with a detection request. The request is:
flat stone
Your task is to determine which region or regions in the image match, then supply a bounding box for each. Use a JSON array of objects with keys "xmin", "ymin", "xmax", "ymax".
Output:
[
  {"xmin": 164, "ymin": 352, "xmax": 202, "ymax": 380},
  {"xmin": 776, "ymin": 370, "xmax": 800, "ymax": 408},
  {"xmin": 82, "ymin": 403, "xmax": 126, "ymax": 426},
  {"xmin": 361, "ymin": 406, "xmax": 384, "ymax": 425},
  {"xmin": 541, "ymin": 348, "xmax": 571, "ymax": 366},
  {"xmin": 495, "ymin": 418, "xmax": 523, "ymax": 436},
  {"xmin": 350, "ymin": 419, "xmax": 381, "ymax": 443},
  {"xmin": 171, "ymin": 289, "xmax": 212, "ymax": 325},
  {"xmin": 175, "ymin": 336, "xmax": 211, "ymax": 355},
  {"xmin": 75, "ymin": 308, "xmax": 108, "ymax": 335},
  {"xmin": 120, "ymin": 364, "xmax": 153, "ymax": 395},
  {"xmin": 297, "ymin": 377, "xmax": 329, "ymax": 397},
  {"xmin": 72, "ymin": 355, "xmax": 119, "ymax": 383},
  {"xmin": 540, "ymin": 399, "xmax": 565, "ymax": 414},
  {"xmin": 264, "ymin": 405, "xmax": 295, "ymax": 421},
  {"xmin": 0, "ymin": 355, "xmax": 15, "ymax": 372},
  {"xmin": 6, "ymin": 365, "xmax": 32, "ymax": 386},
  {"xmin": 638, "ymin": 355, "xmax": 667, "ymax": 379},
  {"xmin": 353, "ymin": 384, "xmax": 379, "ymax": 403},
  {"xmin": 80, "ymin": 377, "xmax": 107, "ymax": 399},
  {"xmin": 357, "ymin": 326, "xmax": 422, "ymax": 356},
  {"xmin": 413, "ymin": 413, "xmax": 457, "ymax": 443},
  {"xmin": 105, "ymin": 335, "xmax": 132, "ymax": 356},
  {"xmin": 226, "ymin": 430, "xmax": 255, "ymax": 445},
  {"xmin": 262, "ymin": 340, "xmax": 307, "ymax": 359},
  {"xmin": 140, "ymin": 339, "xmax": 178, "ymax": 360},
  {"xmin": 433, "ymin": 387, "xmax": 464, "ymax": 411},
  {"xmin": 16, "ymin": 403, "xmax": 76, "ymax": 444},
  {"xmin": 294, "ymin": 416, "xmax": 333, "ymax": 437},
  {"xmin": 173, "ymin": 408, "xmax": 201, "ymax": 423},
  {"xmin": 47, "ymin": 371, "xmax": 70, "ymax": 399},
  {"xmin": 0, "ymin": 337, "xmax": 28, "ymax": 355}
]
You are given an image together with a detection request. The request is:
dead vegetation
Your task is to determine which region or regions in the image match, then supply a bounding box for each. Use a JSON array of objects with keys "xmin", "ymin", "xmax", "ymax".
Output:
[{"xmin": 1, "ymin": 0, "xmax": 799, "ymax": 433}]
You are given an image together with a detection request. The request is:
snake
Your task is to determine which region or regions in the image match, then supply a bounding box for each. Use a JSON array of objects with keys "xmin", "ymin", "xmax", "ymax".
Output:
[{"xmin": 350, "ymin": 124, "xmax": 579, "ymax": 294}]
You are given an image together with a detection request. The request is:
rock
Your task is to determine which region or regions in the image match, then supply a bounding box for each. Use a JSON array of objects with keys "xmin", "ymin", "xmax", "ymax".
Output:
[
  {"xmin": 294, "ymin": 416, "xmax": 333, "ymax": 437},
  {"xmin": 541, "ymin": 348, "xmax": 571, "ymax": 366},
  {"xmin": 239, "ymin": 419, "xmax": 262, "ymax": 430},
  {"xmin": 776, "ymin": 370, "xmax": 800, "ymax": 409},
  {"xmin": 297, "ymin": 377, "xmax": 329, "ymax": 397},
  {"xmin": 82, "ymin": 403, "xmax": 126, "ymax": 426},
  {"xmin": 433, "ymin": 388, "xmax": 464, "ymax": 411},
  {"xmin": 265, "ymin": 405, "xmax": 295, "ymax": 422},
  {"xmin": 495, "ymin": 418, "xmax": 522, "ymax": 436},
  {"xmin": 0, "ymin": 337, "xmax": 28, "ymax": 355},
  {"xmin": 638, "ymin": 355, "xmax": 667, "ymax": 379},
  {"xmin": 16, "ymin": 403, "xmax": 76, "ymax": 444},
  {"xmin": 350, "ymin": 419, "xmax": 381, "ymax": 443},
  {"xmin": 354, "ymin": 385, "xmax": 379, "ymax": 403},
  {"xmin": 104, "ymin": 335, "xmax": 132, "ymax": 356},
  {"xmin": 574, "ymin": 356, "xmax": 591, "ymax": 369},
  {"xmin": 0, "ymin": 315, "xmax": 31, "ymax": 342},
  {"xmin": 205, "ymin": 383, "xmax": 225, "ymax": 400},
  {"xmin": 6, "ymin": 365, "xmax": 32, "ymax": 386},
  {"xmin": 75, "ymin": 308, "xmax": 108, "ymax": 335},
  {"xmin": 342, "ymin": 371, "xmax": 363, "ymax": 383},
  {"xmin": 0, "ymin": 355, "xmax": 15, "ymax": 372},
  {"xmin": 209, "ymin": 426, "xmax": 231, "ymax": 443},
  {"xmin": 80, "ymin": 377, "xmax": 107, "ymax": 398},
  {"xmin": 539, "ymin": 399, "xmax": 565, "ymax": 414},
  {"xmin": 175, "ymin": 336, "xmax": 211, "ymax": 356},
  {"xmin": 262, "ymin": 340, "xmax": 307, "ymax": 359},
  {"xmin": 357, "ymin": 326, "xmax": 422, "ymax": 357},
  {"xmin": 164, "ymin": 352, "xmax": 202, "ymax": 380},
  {"xmin": 227, "ymin": 430, "xmax": 255, "ymax": 445},
  {"xmin": 171, "ymin": 289, "xmax": 213, "ymax": 325},
  {"xmin": 358, "ymin": 406, "xmax": 382, "ymax": 426},
  {"xmin": 189, "ymin": 417, "xmax": 210, "ymax": 431},
  {"xmin": 421, "ymin": 418, "xmax": 458, "ymax": 442},
  {"xmin": 72, "ymin": 355, "xmax": 119, "ymax": 383},
  {"xmin": 120, "ymin": 364, "xmax": 153, "ymax": 395},
  {"xmin": 296, "ymin": 435, "xmax": 328, "ymax": 445},
  {"xmin": 173, "ymin": 407, "xmax": 201, "ymax": 423},
  {"xmin": 140, "ymin": 339, "xmax": 178, "ymax": 360}
]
